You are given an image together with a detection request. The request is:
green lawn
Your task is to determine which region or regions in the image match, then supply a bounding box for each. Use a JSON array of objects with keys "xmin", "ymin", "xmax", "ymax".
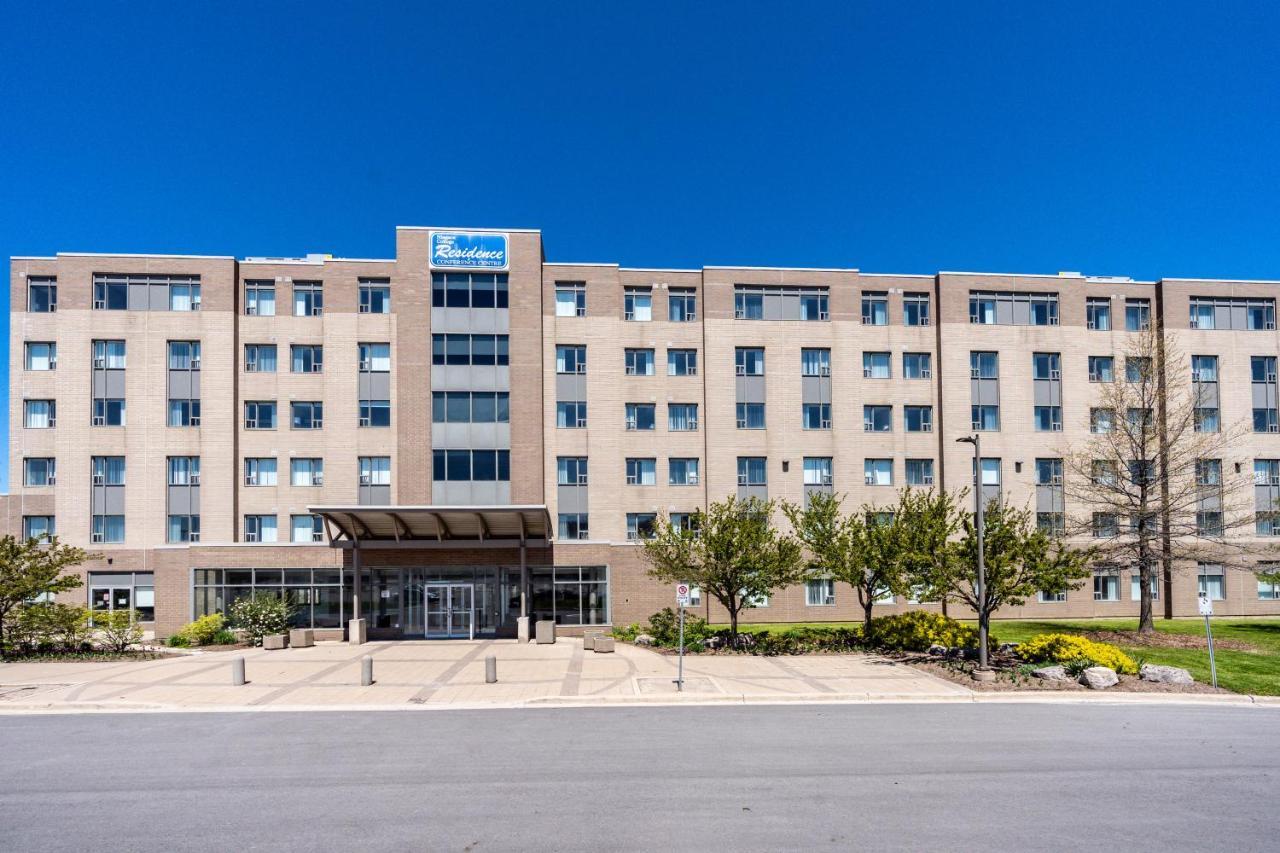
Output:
[{"xmin": 717, "ymin": 617, "xmax": 1280, "ymax": 696}]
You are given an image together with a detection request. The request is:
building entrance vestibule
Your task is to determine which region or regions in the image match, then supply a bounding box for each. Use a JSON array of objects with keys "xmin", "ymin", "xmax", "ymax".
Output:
[{"xmin": 426, "ymin": 583, "xmax": 474, "ymax": 639}]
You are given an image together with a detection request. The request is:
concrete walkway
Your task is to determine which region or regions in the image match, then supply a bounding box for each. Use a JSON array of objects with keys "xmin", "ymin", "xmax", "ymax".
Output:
[{"xmin": 1, "ymin": 641, "xmax": 1274, "ymax": 713}]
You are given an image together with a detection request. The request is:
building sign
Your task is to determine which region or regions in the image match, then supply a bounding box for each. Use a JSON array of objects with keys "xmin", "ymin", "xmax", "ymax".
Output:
[{"xmin": 430, "ymin": 231, "xmax": 509, "ymax": 270}]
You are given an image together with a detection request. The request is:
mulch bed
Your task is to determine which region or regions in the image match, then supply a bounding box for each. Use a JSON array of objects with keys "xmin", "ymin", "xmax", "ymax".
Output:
[
  {"xmin": 900, "ymin": 653, "xmax": 1229, "ymax": 694},
  {"xmin": 1080, "ymin": 629, "xmax": 1256, "ymax": 652},
  {"xmin": 1, "ymin": 650, "xmax": 175, "ymax": 663}
]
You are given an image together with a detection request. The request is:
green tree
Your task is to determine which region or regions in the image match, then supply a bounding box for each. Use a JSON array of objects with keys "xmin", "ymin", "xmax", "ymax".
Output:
[
  {"xmin": 896, "ymin": 488, "xmax": 966, "ymax": 615},
  {"xmin": 923, "ymin": 500, "xmax": 1094, "ymax": 653},
  {"xmin": 0, "ymin": 535, "xmax": 96, "ymax": 657},
  {"xmin": 641, "ymin": 497, "xmax": 804, "ymax": 643}
]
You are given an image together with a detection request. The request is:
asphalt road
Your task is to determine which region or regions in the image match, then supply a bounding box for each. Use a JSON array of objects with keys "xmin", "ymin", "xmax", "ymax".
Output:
[{"xmin": 1, "ymin": 704, "xmax": 1276, "ymax": 852}]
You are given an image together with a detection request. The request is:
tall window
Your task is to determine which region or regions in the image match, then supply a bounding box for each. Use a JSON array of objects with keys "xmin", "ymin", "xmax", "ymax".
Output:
[
  {"xmin": 1086, "ymin": 297, "xmax": 1111, "ymax": 330},
  {"xmin": 24, "ymin": 342, "xmax": 55, "ymax": 371},
  {"xmin": 1125, "ymin": 298, "xmax": 1150, "ymax": 331},
  {"xmin": 292, "ymin": 458, "xmax": 324, "ymax": 486},
  {"xmin": 862, "ymin": 352, "xmax": 891, "ymax": 379},
  {"xmin": 735, "ymin": 347, "xmax": 764, "ymax": 376},
  {"xmin": 903, "ymin": 293, "xmax": 930, "ymax": 326},
  {"xmin": 358, "ymin": 278, "xmax": 391, "ymax": 314},
  {"xmin": 801, "ymin": 349, "xmax": 830, "ymax": 376},
  {"xmin": 903, "ymin": 352, "xmax": 931, "ymax": 379},
  {"xmin": 245, "ymin": 280, "xmax": 276, "ymax": 316},
  {"xmin": 245, "ymin": 344, "xmax": 278, "ymax": 373},
  {"xmin": 27, "ymin": 277, "xmax": 56, "ymax": 312},
  {"xmin": 669, "ymin": 288, "xmax": 696, "ymax": 321},
  {"xmin": 623, "ymin": 287, "xmax": 652, "ymax": 321},
  {"xmin": 555, "ymin": 282, "xmax": 586, "ymax": 317},
  {"xmin": 668, "ymin": 403, "xmax": 698, "ymax": 431},
  {"xmin": 293, "ymin": 281, "xmax": 324, "ymax": 316},
  {"xmin": 861, "ymin": 292, "xmax": 888, "ymax": 325}
]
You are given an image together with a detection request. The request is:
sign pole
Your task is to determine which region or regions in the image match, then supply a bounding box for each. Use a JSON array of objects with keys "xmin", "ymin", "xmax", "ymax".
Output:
[
  {"xmin": 1199, "ymin": 593, "xmax": 1218, "ymax": 689},
  {"xmin": 674, "ymin": 583, "xmax": 690, "ymax": 692}
]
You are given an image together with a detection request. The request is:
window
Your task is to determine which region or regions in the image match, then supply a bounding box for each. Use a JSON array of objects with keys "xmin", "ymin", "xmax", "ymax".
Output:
[
  {"xmin": 1086, "ymin": 297, "xmax": 1111, "ymax": 331},
  {"xmin": 93, "ymin": 274, "xmax": 200, "ymax": 311},
  {"xmin": 358, "ymin": 456, "xmax": 391, "ymax": 488},
  {"xmin": 861, "ymin": 292, "xmax": 888, "ymax": 325},
  {"xmin": 668, "ymin": 403, "xmax": 699, "ymax": 431},
  {"xmin": 245, "ymin": 280, "xmax": 275, "ymax": 316},
  {"xmin": 623, "ymin": 287, "xmax": 652, "ymax": 321},
  {"xmin": 733, "ymin": 285, "xmax": 827, "ymax": 320},
  {"xmin": 92, "ymin": 339, "xmax": 127, "ymax": 369},
  {"xmin": 1126, "ymin": 407, "xmax": 1153, "ymax": 432},
  {"xmin": 667, "ymin": 349, "xmax": 698, "ymax": 376},
  {"xmin": 432, "ymin": 391, "xmax": 510, "ymax": 423},
  {"xmin": 801, "ymin": 348, "xmax": 830, "ymax": 377},
  {"xmin": 291, "ymin": 401, "xmax": 323, "ymax": 430},
  {"xmin": 627, "ymin": 514, "xmax": 658, "ymax": 540},
  {"xmin": 293, "ymin": 281, "xmax": 323, "ymax": 316},
  {"xmin": 1125, "ymin": 298, "xmax": 1150, "ymax": 331},
  {"xmin": 245, "ymin": 344, "xmax": 277, "ymax": 373},
  {"xmin": 24, "ymin": 342, "xmax": 55, "ymax": 371},
  {"xmin": 1036, "ymin": 458, "xmax": 1063, "ymax": 486},
  {"xmin": 736, "ymin": 402, "xmax": 766, "ymax": 429},
  {"xmin": 1196, "ymin": 510, "xmax": 1224, "ymax": 537},
  {"xmin": 358, "ymin": 343, "xmax": 391, "ymax": 372},
  {"xmin": 23, "ymin": 516, "xmax": 55, "ymax": 542},
  {"xmin": 23, "ymin": 458, "xmax": 56, "ymax": 487},
  {"xmin": 167, "ymin": 514, "xmax": 199, "ymax": 543},
  {"xmin": 734, "ymin": 288, "xmax": 763, "ymax": 320},
  {"xmin": 291, "ymin": 514, "xmax": 324, "ymax": 543},
  {"xmin": 89, "ymin": 572, "xmax": 155, "ymax": 622},
  {"xmin": 90, "ymin": 514, "xmax": 124, "ymax": 544},
  {"xmin": 1092, "ymin": 513, "xmax": 1118, "ymax": 538},
  {"xmin": 1194, "ymin": 408, "xmax": 1220, "ymax": 433},
  {"xmin": 803, "ymin": 403, "xmax": 831, "ymax": 430},
  {"xmin": 1034, "ymin": 406, "xmax": 1063, "ymax": 432},
  {"xmin": 1039, "ymin": 590, "xmax": 1068, "ymax": 603},
  {"xmin": 804, "ymin": 457, "xmax": 833, "ymax": 486},
  {"xmin": 290, "ymin": 344, "xmax": 323, "ymax": 373},
  {"xmin": 1037, "ymin": 513, "xmax": 1065, "ymax": 535},
  {"xmin": 863, "ymin": 405, "xmax": 892, "ymax": 432},
  {"xmin": 194, "ymin": 568, "xmax": 343, "ymax": 629},
  {"xmin": 966, "ymin": 404, "xmax": 996, "ymax": 431},
  {"xmin": 625, "ymin": 458, "xmax": 657, "ymax": 486},
  {"xmin": 1093, "ymin": 573, "xmax": 1121, "ymax": 601},
  {"xmin": 431, "ymin": 450, "xmax": 511, "ymax": 482},
  {"xmin": 244, "ymin": 457, "xmax": 278, "ymax": 486},
  {"xmin": 1092, "ymin": 460, "xmax": 1118, "ymax": 486},
  {"xmin": 903, "ymin": 352, "xmax": 932, "ymax": 380},
  {"xmin": 167, "ymin": 456, "xmax": 200, "ymax": 486},
  {"xmin": 625, "ymin": 403, "xmax": 656, "ymax": 431},
  {"xmin": 669, "ymin": 458, "xmax": 700, "ymax": 486},
  {"xmin": 527, "ymin": 565, "xmax": 609, "ymax": 625},
  {"xmin": 557, "ymin": 457, "xmax": 589, "ymax": 486},
  {"xmin": 1088, "ymin": 356, "xmax": 1113, "ymax": 382},
  {"xmin": 169, "ymin": 399, "xmax": 201, "ymax": 427},
  {"xmin": 1258, "ymin": 568, "xmax": 1280, "ymax": 600},
  {"xmin": 556, "ymin": 401, "xmax": 587, "ymax": 428},
  {"xmin": 358, "ymin": 278, "xmax": 391, "ymax": 313},
  {"xmin": 1197, "ymin": 564, "xmax": 1225, "ymax": 600},
  {"xmin": 671, "ymin": 515, "xmax": 699, "ymax": 535},
  {"xmin": 806, "ymin": 579, "xmax": 836, "ymax": 606},
  {"xmin": 291, "ymin": 458, "xmax": 324, "ymax": 487},
  {"xmin": 24, "ymin": 400, "xmax": 55, "ymax": 429},
  {"xmin": 1189, "ymin": 296, "xmax": 1276, "ymax": 330},
  {"xmin": 735, "ymin": 347, "xmax": 764, "ymax": 376},
  {"xmin": 977, "ymin": 458, "xmax": 1002, "ymax": 490},
  {"xmin": 556, "ymin": 345, "xmax": 587, "ymax": 374},
  {"xmin": 92, "ymin": 398, "xmax": 126, "ymax": 427},
  {"xmin": 1125, "ymin": 357, "xmax": 1151, "ymax": 383},
  {"xmin": 862, "ymin": 352, "xmax": 891, "ymax": 379},
  {"xmin": 1131, "ymin": 574, "xmax": 1159, "ymax": 601},
  {"xmin": 744, "ymin": 591, "xmax": 770, "ymax": 608},
  {"xmin": 904, "ymin": 405, "xmax": 933, "ymax": 433},
  {"xmin": 432, "ymin": 334, "xmax": 510, "ymax": 366},
  {"xmin": 624, "ymin": 348, "xmax": 655, "ymax": 376},
  {"xmin": 968, "ymin": 291, "xmax": 1059, "ymax": 325},
  {"xmin": 90, "ymin": 456, "xmax": 126, "ymax": 486},
  {"xmin": 905, "ymin": 459, "xmax": 934, "ymax": 486},
  {"xmin": 431, "ymin": 272, "xmax": 508, "ymax": 309},
  {"xmin": 558, "ymin": 514, "xmax": 589, "ymax": 540},
  {"xmin": 1191, "ymin": 355, "xmax": 1218, "ymax": 383},
  {"xmin": 555, "ymin": 282, "xmax": 586, "ymax": 317},
  {"xmin": 669, "ymin": 288, "xmax": 696, "ymax": 321},
  {"xmin": 864, "ymin": 458, "xmax": 893, "ymax": 486},
  {"xmin": 1080, "ymin": 409, "xmax": 1110, "ymax": 436},
  {"xmin": 244, "ymin": 401, "xmax": 277, "ymax": 429},
  {"xmin": 27, "ymin": 277, "xmax": 56, "ymax": 312},
  {"xmin": 903, "ymin": 293, "xmax": 930, "ymax": 326},
  {"xmin": 244, "ymin": 515, "xmax": 278, "ymax": 543},
  {"xmin": 358, "ymin": 400, "xmax": 391, "ymax": 427},
  {"xmin": 737, "ymin": 457, "xmax": 767, "ymax": 486},
  {"xmin": 1032, "ymin": 352, "xmax": 1060, "ymax": 381}
]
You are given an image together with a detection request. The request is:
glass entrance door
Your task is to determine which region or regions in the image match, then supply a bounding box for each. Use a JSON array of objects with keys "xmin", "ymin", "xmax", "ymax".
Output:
[{"xmin": 425, "ymin": 583, "xmax": 474, "ymax": 639}]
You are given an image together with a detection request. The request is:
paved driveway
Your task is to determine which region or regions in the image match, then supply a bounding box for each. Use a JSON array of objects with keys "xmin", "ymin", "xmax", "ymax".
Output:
[{"xmin": 0, "ymin": 639, "xmax": 969, "ymax": 712}]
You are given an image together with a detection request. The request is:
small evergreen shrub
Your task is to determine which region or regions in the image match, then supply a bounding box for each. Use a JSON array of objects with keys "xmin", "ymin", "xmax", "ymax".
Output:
[
  {"xmin": 866, "ymin": 611, "xmax": 994, "ymax": 652},
  {"xmin": 1017, "ymin": 633, "xmax": 1137, "ymax": 675}
]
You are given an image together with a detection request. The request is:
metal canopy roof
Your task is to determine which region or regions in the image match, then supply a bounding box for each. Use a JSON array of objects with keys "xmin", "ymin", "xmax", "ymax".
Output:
[{"xmin": 308, "ymin": 505, "xmax": 552, "ymax": 547}]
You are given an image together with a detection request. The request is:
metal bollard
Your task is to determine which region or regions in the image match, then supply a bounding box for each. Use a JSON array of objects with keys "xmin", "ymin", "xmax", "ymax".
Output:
[
  {"xmin": 232, "ymin": 656, "xmax": 246, "ymax": 686},
  {"xmin": 485, "ymin": 654, "xmax": 497, "ymax": 684},
  {"xmin": 361, "ymin": 655, "xmax": 374, "ymax": 687}
]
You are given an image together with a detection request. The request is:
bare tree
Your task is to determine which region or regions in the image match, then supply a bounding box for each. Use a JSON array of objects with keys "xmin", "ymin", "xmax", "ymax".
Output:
[{"xmin": 1060, "ymin": 325, "xmax": 1260, "ymax": 633}]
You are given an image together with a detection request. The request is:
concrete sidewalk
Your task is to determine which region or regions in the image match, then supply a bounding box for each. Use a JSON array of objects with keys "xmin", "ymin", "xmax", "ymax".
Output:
[{"xmin": 0, "ymin": 641, "xmax": 1274, "ymax": 713}]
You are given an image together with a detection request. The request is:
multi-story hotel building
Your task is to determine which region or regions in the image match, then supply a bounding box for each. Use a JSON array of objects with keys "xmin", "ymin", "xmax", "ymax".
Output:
[{"xmin": 7, "ymin": 226, "xmax": 1280, "ymax": 640}]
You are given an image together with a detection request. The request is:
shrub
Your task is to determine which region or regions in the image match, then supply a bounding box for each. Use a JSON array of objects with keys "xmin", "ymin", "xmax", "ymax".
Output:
[
  {"xmin": 866, "ymin": 611, "xmax": 994, "ymax": 652},
  {"xmin": 167, "ymin": 633, "xmax": 192, "ymax": 648},
  {"xmin": 209, "ymin": 629, "xmax": 239, "ymax": 645},
  {"xmin": 746, "ymin": 626, "xmax": 862, "ymax": 655},
  {"xmin": 611, "ymin": 623, "xmax": 642, "ymax": 642},
  {"xmin": 1017, "ymin": 633, "xmax": 1137, "ymax": 675},
  {"xmin": 93, "ymin": 609, "xmax": 143, "ymax": 653},
  {"xmin": 169, "ymin": 613, "xmax": 226, "ymax": 647},
  {"xmin": 644, "ymin": 608, "xmax": 712, "ymax": 646},
  {"xmin": 229, "ymin": 593, "xmax": 294, "ymax": 646}
]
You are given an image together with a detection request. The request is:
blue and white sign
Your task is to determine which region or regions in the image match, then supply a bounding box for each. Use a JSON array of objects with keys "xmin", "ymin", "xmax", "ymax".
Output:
[{"xmin": 430, "ymin": 231, "xmax": 509, "ymax": 270}]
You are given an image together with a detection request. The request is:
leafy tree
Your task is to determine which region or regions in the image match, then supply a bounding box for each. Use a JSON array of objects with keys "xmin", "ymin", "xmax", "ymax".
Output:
[
  {"xmin": 922, "ymin": 501, "xmax": 1093, "ymax": 658},
  {"xmin": 641, "ymin": 497, "xmax": 804, "ymax": 642},
  {"xmin": 1060, "ymin": 326, "xmax": 1260, "ymax": 633},
  {"xmin": 0, "ymin": 535, "xmax": 96, "ymax": 657},
  {"xmin": 896, "ymin": 488, "xmax": 966, "ymax": 615}
]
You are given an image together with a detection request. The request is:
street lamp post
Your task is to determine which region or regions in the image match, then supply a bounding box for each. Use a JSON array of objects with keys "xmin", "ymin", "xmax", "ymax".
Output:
[{"xmin": 956, "ymin": 434, "xmax": 989, "ymax": 671}]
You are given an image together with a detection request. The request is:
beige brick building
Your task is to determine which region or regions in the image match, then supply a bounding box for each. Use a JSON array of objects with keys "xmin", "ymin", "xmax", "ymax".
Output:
[{"xmin": 7, "ymin": 227, "xmax": 1280, "ymax": 639}]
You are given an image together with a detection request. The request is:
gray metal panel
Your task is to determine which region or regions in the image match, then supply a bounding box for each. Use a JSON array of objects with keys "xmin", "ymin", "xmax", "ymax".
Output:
[
  {"xmin": 168, "ymin": 485, "xmax": 192, "ymax": 514},
  {"xmin": 1011, "ymin": 299, "xmax": 1029, "ymax": 326},
  {"xmin": 432, "ymin": 365, "xmax": 509, "ymax": 392},
  {"xmin": 431, "ymin": 307, "xmax": 508, "ymax": 334},
  {"xmin": 801, "ymin": 376, "xmax": 830, "ymax": 404},
  {"xmin": 432, "ymin": 481, "xmax": 510, "ymax": 506},
  {"xmin": 804, "ymin": 484, "xmax": 833, "ymax": 504},
  {"xmin": 169, "ymin": 370, "xmax": 192, "ymax": 399},
  {"xmin": 1256, "ymin": 485, "xmax": 1275, "ymax": 512},
  {"xmin": 972, "ymin": 378, "xmax": 999, "ymax": 405},
  {"xmin": 150, "ymin": 283, "xmax": 169, "ymax": 310},
  {"xmin": 981, "ymin": 484, "xmax": 1001, "ymax": 506},
  {"xmin": 91, "ymin": 487, "xmax": 106, "ymax": 514},
  {"xmin": 366, "ymin": 372, "xmax": 391, "ymax": 399},
  {"xmin": 557, "ymin": 484, "xmax": 588, "ymax": 513},
  {"xmin": 190, "ymin": 372, "xmax": 200, "ymax": 398},
  {"xmin": 762, "ymin": 293, "xmax": 784, "ymax": 321},
  {"xmin": 1231, "ymin": 304, "xmax": 1248, "ymax": 329},
  {"xmin": 1216, "ymin": 304, "xmax": 1232, "ymax": 329},
  {"xmin": 1033, "ymin": 380, "xmax": 1061, "ymax": 406},
  {"xmin": 736, "ymin": 375, "xmax": 767, "ymax": 403},
  {"xmin": 1036, "ymin": 486, "xmax": 1064, "ymax": 513},
  {"xmin": 369, "ymin": 484, "xmax": 391, "ymax": 504},
  {"xmin": 1198, "ymin": 491, "xmax": 1222, "ymax": 512},
  {"xmin": 1253, "ymin": 382, "xmax": 1275, "ymax": 408},
  {"xmin": 189, "ymin": 487, "xmax": 200, "ymax": 514},
  {"xmin": 1195, "ymin": 383, "xmax": 1219, "ymax": 408},
  {"xmin": 555, "ymin": 374, "xmax": 587, "ymax": 401},
  {"xmin": 738, "ymin": 485, "xmax": 769, "ymax": 501},
  {"xmin": 105, "ymin": 369, "xmax": 126, "ymax": 398},
  {"xmin": 780, "ymin": 292, "xmax": 800, "ymax": 320},
  {"xmin": 128, "ymin": 283, "xmax": 150, "ymax": 310},
  {"xmin": 434, "ymin": 422, "xmax": 507, "ymax": 449},
  {"xmin": 104, "ymin": 485, "xmax": 125, "ymax": 515},
  {"xmin": 996, "ymin": 299, "xmax": 1015, "ymax": 325},
  {"xmin": 93, "ymin": 370, "xmax": 108, "ymax": 397}
]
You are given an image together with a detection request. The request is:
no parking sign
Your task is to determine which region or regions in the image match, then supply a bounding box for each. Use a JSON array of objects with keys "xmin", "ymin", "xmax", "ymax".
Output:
[{"xmin": 675, "ymin": 583, "xmax": 691, "ymax": 607}]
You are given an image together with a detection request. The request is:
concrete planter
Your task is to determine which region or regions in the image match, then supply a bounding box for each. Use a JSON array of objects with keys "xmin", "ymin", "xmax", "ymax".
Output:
[
  {"xmin": 593, "ymin": 637, "xmax": 615, "ymax": 653},
  {"xmin": 289, "ymin": 628, "xmax": 315, "ymax": 648},
  {"xmin": 535, "ymin": 620, "xmax": 556, "ymax": 644},
  {"xmin": 583, "ymin": 629, "xmax": 607, "ymax": 650},
  {"xmin": 262, "ymin": 633, "xmax": 288, "ymax": 651}
]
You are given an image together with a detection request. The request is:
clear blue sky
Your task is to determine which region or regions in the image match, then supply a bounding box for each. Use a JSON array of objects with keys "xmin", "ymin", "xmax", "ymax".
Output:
[{"xmin": 2, "ymin": 2, "xmax": 1279, "ymax": 490}]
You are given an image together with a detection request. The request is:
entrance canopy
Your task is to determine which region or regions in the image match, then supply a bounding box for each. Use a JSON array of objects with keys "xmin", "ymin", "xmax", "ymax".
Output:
[{"xmin": 308, "ymin": 504, "xmax": 552, "ymax": 549}]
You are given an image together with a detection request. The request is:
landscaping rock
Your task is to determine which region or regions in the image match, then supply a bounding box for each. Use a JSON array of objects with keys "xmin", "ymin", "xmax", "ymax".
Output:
[
  {"xmin": 997, "ymin": 643, "xmax": 1020, "ymax": 654},
  {"xmin": 634, "ymin": 634, "xmax": 656, "ymax": 647},
  {"xmin": 1079, "ymin": 666, "xmax": 1119, "ymax": 689},
  {"xmin": 927, "ymin": 644, "xmax": 948, "ymax": 657},
  {"xmin": 1032, "ymin": 665, "xmax": 1070, "ymax": 682},
  {"xmin": 1139, "ymin": 663, "xmax": 1194, "ymax": 685}
]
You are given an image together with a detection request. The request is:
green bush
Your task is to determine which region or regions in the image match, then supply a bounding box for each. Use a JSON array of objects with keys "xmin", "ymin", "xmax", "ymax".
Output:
[
  {"xmin": 1017, "ymin": 633, "xmax": 1137, "ymax": 675},
  {"xmin": 166, "ymin": 633, "xmax": 192, "ymax": 648},
  {"xmin": 866, "ymin": 611, "xmax": 994, "ymax": 652},
  {"xmin": 93, "ymin": 609, "xmax": 143, "ymax": 653},
  {"xmin": 644, "ymin": 608, "xmax": 712, "ymax": 646},
  {"xmin": 746, "ymin": 626, "xmax": 862, "ymax": 656},
  {"xmin": 611, "ymin": 623, "xmax": 642, "ymax": 642},
  {"xmin": 209, "ymin": 629, "xmax": 239, "ymax": 645},
  {"xmin": 10, "ymin": 603, "xmax": 93, "ymax": 653},
  {"xmin": 169, "ymin": 613, "xmax": 227, "ymax": 647},
  {"xmin": 229, "ymin": 593, "xmax": 294, "ymax": 646}
]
